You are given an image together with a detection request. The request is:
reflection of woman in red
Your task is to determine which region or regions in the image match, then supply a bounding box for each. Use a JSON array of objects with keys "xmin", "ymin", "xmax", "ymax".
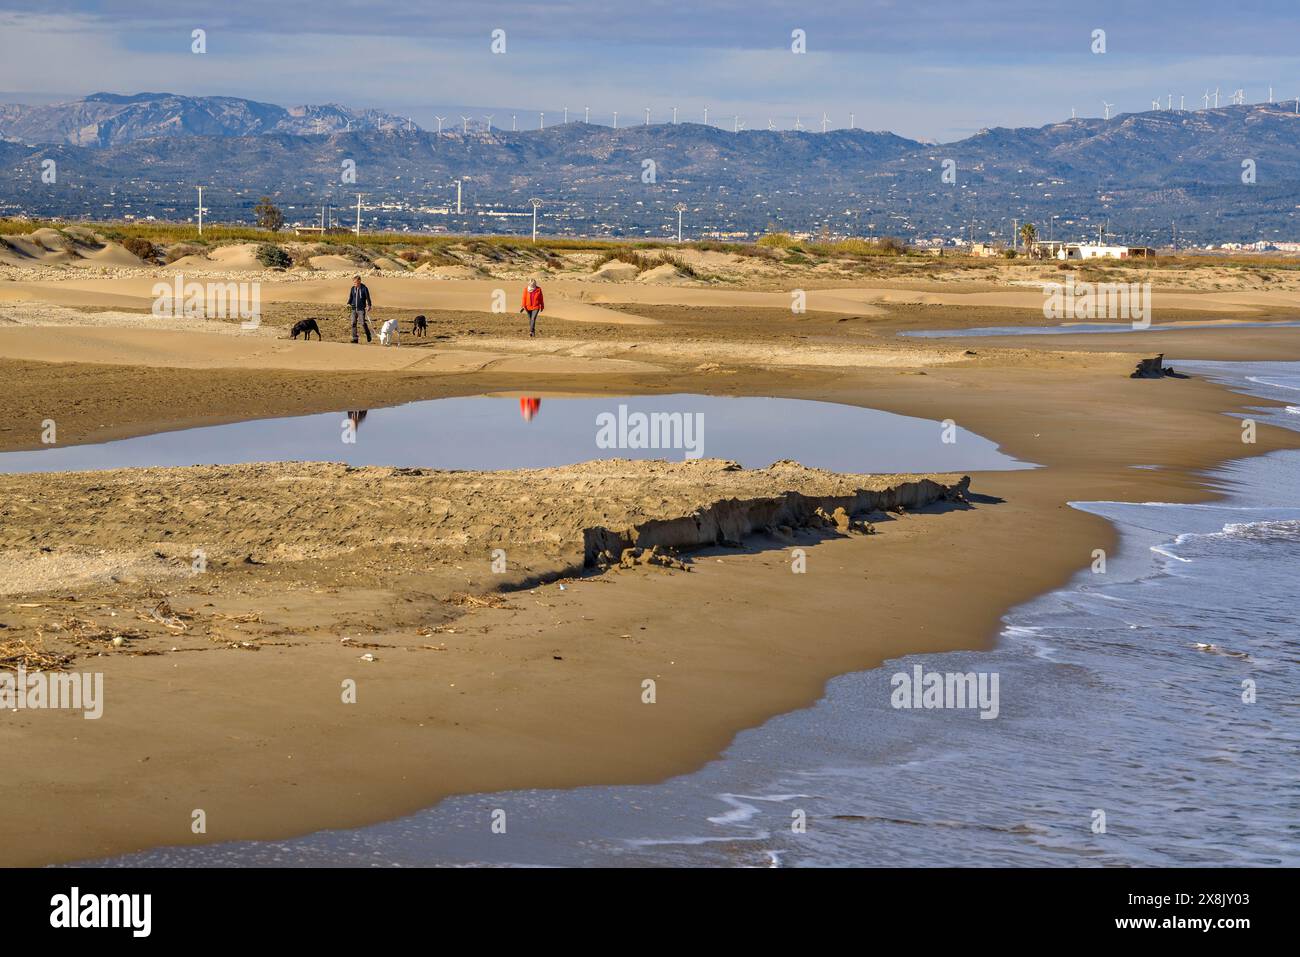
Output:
[{"xmin": 519, "ymin": 397, "xmax": 541, "ymax": 422}]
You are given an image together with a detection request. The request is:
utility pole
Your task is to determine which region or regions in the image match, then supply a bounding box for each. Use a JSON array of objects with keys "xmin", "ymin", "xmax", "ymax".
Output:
[
  {"xmin": 529, "ymin": 197, "xmax": 542, "ymax": 242},
  {"xmin": 196, "ymin": 186, "xmax": 205, "ymax": 235},
  {"xmin": 455, "ymin": 180, "xmax": 462, "ymax": 215},
  {"xmin": 355, "ymin": 194, "xmax": 363, "ymax": 236},
  {"xmin": 675, "ymin": 202, "xmax": 687, "ymax": 242},
  {"xmin": 1012, "ymin": 217, "xmax": 1018, "ymax": 252}
]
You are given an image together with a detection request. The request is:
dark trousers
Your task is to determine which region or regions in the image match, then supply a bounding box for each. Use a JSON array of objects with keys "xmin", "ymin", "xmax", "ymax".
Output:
[
  {"xmin": 351, "ymin": 309, "xmax": 371, "ymax": 342},
  {"xmin": 526, "ymin": 309, "xmax": 540, "ymax": 336}
]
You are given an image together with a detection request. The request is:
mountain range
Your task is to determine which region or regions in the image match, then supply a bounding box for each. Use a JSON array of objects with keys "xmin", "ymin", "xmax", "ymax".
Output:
[
  {"xmin": 1, "ymin": 92, "xmax": 1297, "ymax": 245},
  {"xmin": 0, "ymin": 92, "xmax": 414, "ymax": 148}
]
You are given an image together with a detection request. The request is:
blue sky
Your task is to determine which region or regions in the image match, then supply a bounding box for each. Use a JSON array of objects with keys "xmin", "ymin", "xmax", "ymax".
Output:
[{"xmin": 1, "ymin": 0, "xmax": 1297, "ymax": 141}]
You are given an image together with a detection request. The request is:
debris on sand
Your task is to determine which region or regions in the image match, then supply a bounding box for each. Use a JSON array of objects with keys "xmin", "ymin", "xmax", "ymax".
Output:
[
  {"xmin": 137, "ymin": 598, "xmax": 189, "ymax": 632},
  {"xmin": 616, "ymin": 546, "xmax": 690, "ymax": 571},
  {"xmin": 1131, "ymin": 354, "xmax": 1191, "ymax": 379},
  {"xmin": 0, "ymin": 635, "xmax": 72, "ymax": 671},
  {"xmin": 448, "ymin": 592, "xmax": 517, "ymax": 610}
]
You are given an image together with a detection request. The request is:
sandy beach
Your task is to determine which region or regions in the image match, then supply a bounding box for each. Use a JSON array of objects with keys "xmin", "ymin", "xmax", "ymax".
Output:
[{"xmin": 2, "ymin": 255, "xmax": 1299, "ymax": 866}]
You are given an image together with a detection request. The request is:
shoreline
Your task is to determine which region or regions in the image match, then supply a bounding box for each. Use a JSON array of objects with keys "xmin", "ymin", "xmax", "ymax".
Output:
[{"xmin": 2, "ymin": 296, "xmax": 1299, "ymax": 866}]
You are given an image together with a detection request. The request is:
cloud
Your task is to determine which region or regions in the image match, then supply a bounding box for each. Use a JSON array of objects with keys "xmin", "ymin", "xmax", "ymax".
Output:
[{"xmin": 0, "ymin": 2, "xmax": 1296, "ymax": 141}]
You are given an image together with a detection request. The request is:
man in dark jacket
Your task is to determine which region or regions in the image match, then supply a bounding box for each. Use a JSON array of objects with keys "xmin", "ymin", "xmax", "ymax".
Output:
[{"xmin": 346, "ymin": 275, "xmax": 373, "ymax": 343}]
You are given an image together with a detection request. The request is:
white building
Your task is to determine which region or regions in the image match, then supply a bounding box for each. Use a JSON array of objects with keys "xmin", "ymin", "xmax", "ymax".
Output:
[{"xmin": 1038, "ymin": 242, "xmax": 1155, "ymax": 260}]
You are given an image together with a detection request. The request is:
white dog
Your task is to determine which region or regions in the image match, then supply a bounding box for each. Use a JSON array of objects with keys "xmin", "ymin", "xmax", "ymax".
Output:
[{"xmin": 378, "ymin": 318, "xmax": 399, "ymax": 346}]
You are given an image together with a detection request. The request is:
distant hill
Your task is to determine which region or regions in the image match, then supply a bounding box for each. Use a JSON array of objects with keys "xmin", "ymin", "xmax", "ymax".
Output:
[
  {"xmin": 1, "ymin": 94, "xmax": 1297, "ymax": 245},
  {"xmin": 0, "ymin": 92, "xmax": 415, "ymax": 147}
]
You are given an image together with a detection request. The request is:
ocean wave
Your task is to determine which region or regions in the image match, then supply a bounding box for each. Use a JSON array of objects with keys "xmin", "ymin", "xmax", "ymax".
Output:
[
  {"xmin": 1246, "ymin": 375, "xmax": 1300, "ymax": 392},
  {"xmin": 1220, "ymin": 519, "xmax": 1300, "ymax": 543}
]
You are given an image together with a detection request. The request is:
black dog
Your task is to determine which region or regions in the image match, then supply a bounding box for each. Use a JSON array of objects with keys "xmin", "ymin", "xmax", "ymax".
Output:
[
  {"xmin": 290, "ymin": 318, "xmax": 322, "ymax": 340},
  {"xmin": 411, "ymin": 315, "xmax": 428, "ymax": 337}
]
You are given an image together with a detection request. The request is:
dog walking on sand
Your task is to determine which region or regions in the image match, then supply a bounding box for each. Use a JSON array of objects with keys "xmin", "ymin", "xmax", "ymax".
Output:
[
  {"xmin": 520, "ymin": 278, "xmax": 544, "ymax": 338},
  {"xmin": 346, "ymin": 275, "xmax": 373, "ymax": 343}
]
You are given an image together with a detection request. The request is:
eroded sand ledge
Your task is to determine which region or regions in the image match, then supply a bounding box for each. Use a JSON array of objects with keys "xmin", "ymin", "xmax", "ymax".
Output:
[
  {"xmin": 0, "ymin": 459, "xmax": 968, "ymax": 600},
  {"xmin": 584, "ymin": 471, "xmax": 967, "ymax": 565}
]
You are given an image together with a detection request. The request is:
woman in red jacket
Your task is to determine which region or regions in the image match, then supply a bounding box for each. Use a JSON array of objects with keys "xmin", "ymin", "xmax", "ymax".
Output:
[{"xmin": 520, "ymin": 279, "xmax": 544, "ymax": 338}]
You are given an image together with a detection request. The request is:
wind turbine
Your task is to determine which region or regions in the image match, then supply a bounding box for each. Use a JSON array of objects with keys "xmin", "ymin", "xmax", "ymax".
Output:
[
  {"xmin": 483, "ymin": 114, "xmax": 493, "ymax": 132},
  {"xmin": 539, "ymin": 112, "xmax": 545, "ymax": 129},
  {"xmin": 1167, "ymin": 93, "xmax": 1173, "ymax": 110},
  {"xmin": 460, "ymin": 115, "xmax": 470, "ymax": 134},
  {"xmin": 1213, "ymin": 87, "xmax": 1220, "ymax": 107},
  {"xmin": 563, "ymin": 106, "xmax": 569, "ymax": 124},
  {"xmin": 1151, "ymin": 98, "xmax": 1161, "ymax": 111},
  {"xmin": 612, "ymin": 110, "xmax": 618, "ymax": 129},
  {"xmin": 1103, "ymin": 101, "xmax": 1114, "ymax": 120},
  {"xmin": 821, "ymin": 112, "xmax": 829, "ymax": 132},
  {"xmin": 794, "ymin": 114, "xmax": 804, "ymax": 131},
  {"xmin": 672, "ymin": 106, "xmax": 678, "ymax": 124},
  {"xmin": 511, "ymin": 115, "xmax": 517, "ymax": 131},
  {"xmin": 703, "ymin": 106, "xmax": 708, "ymax": 126},
  {"xmin": 433, "ymin": 116, "xmax": 445, "ymax": 134},
  {"xmin": 1179, "ymin": 95, "xmax": 1185, "ymax": 111},
  {"xmin": 849, "ymin": 112, "xmax": 855, "ymax": 128},
  {"xmin": 1232, "ymin": 88, "xmax": 1245, "ymax": 105},
  {"xmin": 767, "ymin": 118, "xmax": 775, "ymax": 131},
  {"xmin": 645, "ymin": 107, "xmax": 650, "ymax": 126},
  {"xmin": 584, "ymin": 105, "xmax": 590, "ymax": 123},
  {"xmin": 1202, "ymin": 90, "xmax": 1210, "ymax": 109},
  {"xmin": 733, "ymin": 114, "xmax": 742, "ymax": 132}
]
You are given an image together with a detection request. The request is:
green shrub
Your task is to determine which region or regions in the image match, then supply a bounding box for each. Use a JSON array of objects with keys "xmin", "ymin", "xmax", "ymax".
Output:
[{"xmin": 256, "ymin": 243, "xmax": 292, "ymax": 268}]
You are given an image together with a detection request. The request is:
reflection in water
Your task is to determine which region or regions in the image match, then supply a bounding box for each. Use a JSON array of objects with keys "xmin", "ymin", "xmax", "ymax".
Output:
[{"xmin": 0, "ymin": 394, "xmax": 1031, "ymax": 476}]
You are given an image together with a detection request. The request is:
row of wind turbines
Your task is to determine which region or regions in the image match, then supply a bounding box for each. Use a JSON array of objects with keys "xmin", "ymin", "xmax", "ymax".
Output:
[
  {"xmin": 355, "ymin": 88, "xmax": 1298, "ymax": 137},
  {"xmin": 416, "ymin": 90, "xmax": 1298, "ymax": 134},
  {"xmin": 1096, "ymin": 86, "xmax": 1296, "ymax": 120},
  {"xmin": 423, "ymin": 106, "xmax": 860, "ymax": 135}
]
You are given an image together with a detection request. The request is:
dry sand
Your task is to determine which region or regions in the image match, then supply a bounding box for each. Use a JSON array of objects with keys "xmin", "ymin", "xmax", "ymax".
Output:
[{"xmin": 1, "ymin": 263, "xmax": 1298, "ymax": 866}]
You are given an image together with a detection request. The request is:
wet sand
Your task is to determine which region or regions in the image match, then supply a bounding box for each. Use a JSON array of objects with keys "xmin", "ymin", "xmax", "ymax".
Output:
[{"xmin": 2, "ymin": 282, "xmax": 1298, "ymax": 866}]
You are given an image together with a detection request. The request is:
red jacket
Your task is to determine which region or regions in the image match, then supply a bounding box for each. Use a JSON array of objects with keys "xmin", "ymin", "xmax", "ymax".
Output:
[{"xmin": 521, "ymin": 286, "xmax": 544, "ymax": 311}]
